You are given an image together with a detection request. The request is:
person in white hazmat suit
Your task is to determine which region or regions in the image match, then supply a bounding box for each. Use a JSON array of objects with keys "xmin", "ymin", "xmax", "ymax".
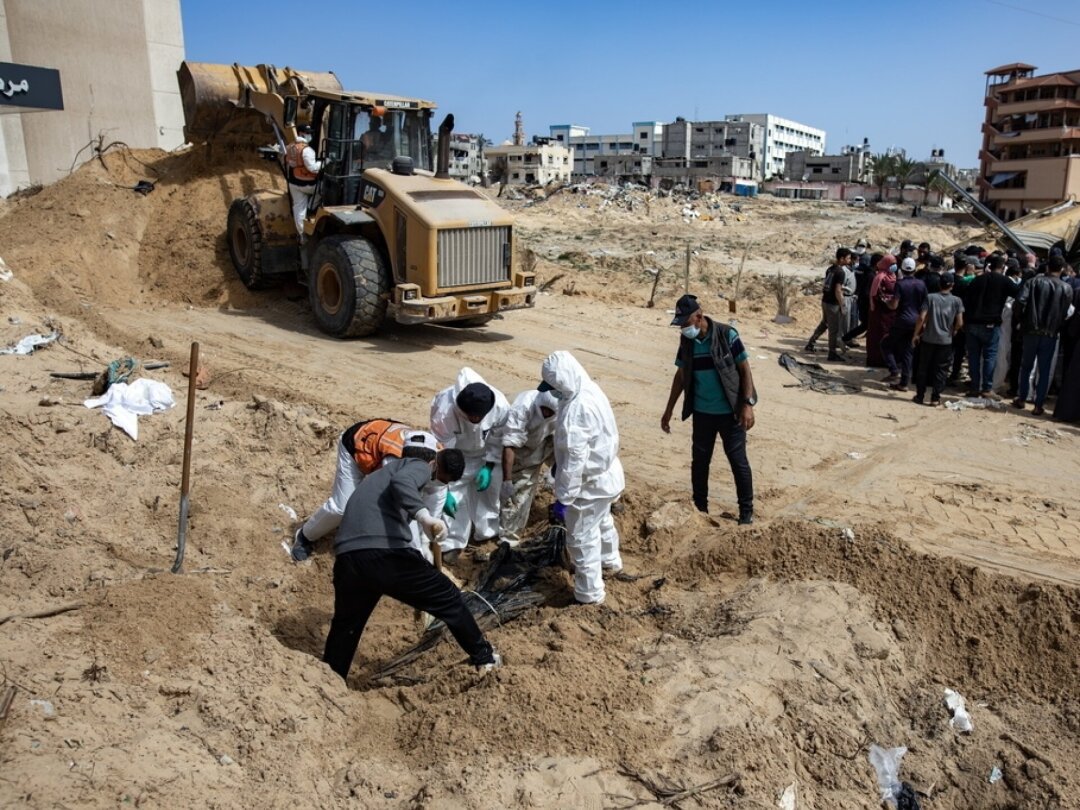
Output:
[
  {"xmin": 430, "ymin": 368, "xmax": 510, "ymax": 559},
  {"xmin": 499, "ymin": 389, "xmax": 558, "ymax": 545},
  {"xmin": 540, "ymin": 351, "xmax": 624, "ymax": 605}
]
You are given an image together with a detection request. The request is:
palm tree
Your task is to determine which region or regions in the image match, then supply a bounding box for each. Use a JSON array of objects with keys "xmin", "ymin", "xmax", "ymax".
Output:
[
  {"xmin": 893, "ymin": 156, "xmax": 919, "ymax": 203},
  {"xmin": 868, "ymin": 153, "xmax": 895, "ymax": 202},
  {"xmin": 923, "ymin": 170, "xmax": 949, "ymax": 206}
]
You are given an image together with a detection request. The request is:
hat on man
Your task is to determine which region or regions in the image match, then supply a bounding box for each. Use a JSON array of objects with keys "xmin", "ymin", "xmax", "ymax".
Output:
[
  {"xmin": 456, "ymin": 382, "xmax": 495, "ymax": 419},
  {"xmin": 901, "ymin": 257, "xmax": 917, "ymax": 273},
  {"xmin": 900, "ymin": 239, "xmax": 916, "ymax": 252},
  {"xmin": 403, "ymin": 430, "xmax": 439, "ymax": 453},
  {"xmin": 670, "ymin": 294, "xmax": 701, "ymax": 326},
  {"xmin": 1006, "ymin": 258, "xmax": 1020, "ymax": 273},
  {"xmin": 855, "ymin": 238, "xmax": 869, "ymax": 249}
]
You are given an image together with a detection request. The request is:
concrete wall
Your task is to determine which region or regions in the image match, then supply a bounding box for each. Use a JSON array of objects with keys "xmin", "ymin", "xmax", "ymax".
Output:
[
  {"xmin": 0, "ymin": 0, "xmax": 184, "ymax": 195},
  {"xmin": 0, "ymin": 3, "xmax": 31, "ymax": 193}
]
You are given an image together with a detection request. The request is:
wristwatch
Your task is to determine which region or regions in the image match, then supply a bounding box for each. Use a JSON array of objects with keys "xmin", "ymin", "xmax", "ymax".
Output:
[{"xmin": 742, "ymin": 393, "xmax": 757, "ymax": 407}]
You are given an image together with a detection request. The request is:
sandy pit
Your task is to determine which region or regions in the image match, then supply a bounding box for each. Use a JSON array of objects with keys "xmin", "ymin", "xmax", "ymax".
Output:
[{"xmin": 0, "ymin": 149, "xmax": 1077, "ymax": 809}]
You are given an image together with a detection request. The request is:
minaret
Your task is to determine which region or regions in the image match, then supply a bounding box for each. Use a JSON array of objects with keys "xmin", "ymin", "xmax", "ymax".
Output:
[{"xmin": 513, "ymin": 111, "xmax": 525, "ymax": 146}]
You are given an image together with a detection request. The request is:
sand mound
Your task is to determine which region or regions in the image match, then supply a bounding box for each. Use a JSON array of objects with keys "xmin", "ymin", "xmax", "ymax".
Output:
[{"xmin": 1, "ymin": 156, "xmax": 1077, "ymax": 809}]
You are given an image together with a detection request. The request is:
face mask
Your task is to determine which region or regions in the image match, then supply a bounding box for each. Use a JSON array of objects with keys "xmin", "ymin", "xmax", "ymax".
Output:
[
  {"xmin": 681, "ymin": 325, "xmax": 700, "ymax": 339},
  {"xmin": 855, "ymin": 247, "xmax": 865, "ymax": 255}
]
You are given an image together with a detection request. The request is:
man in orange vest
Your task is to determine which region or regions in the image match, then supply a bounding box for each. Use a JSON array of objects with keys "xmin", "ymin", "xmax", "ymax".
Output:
[
  {"xmin": 291, "ymin": 420, "xmax": 450, "ymax": 561},
  {"xmin": 286, "ymin": 124, "xmax": 323, "ymax": 241}
]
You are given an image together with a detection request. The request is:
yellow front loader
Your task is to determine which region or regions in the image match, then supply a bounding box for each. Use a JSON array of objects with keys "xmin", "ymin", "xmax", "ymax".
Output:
[{"xmin": 178, "ymin": 61, "xmax": 536, "ymax": 336}]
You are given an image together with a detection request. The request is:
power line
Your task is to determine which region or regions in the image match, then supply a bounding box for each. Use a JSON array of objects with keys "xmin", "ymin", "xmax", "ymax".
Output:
[{"xmin": 983, "ymin": 0, "xmax": 1080, "ymax": 27}]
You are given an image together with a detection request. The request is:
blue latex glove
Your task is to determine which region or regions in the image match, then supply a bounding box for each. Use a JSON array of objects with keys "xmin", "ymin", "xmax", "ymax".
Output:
[
  {"xmin": 552, "ymin": 501, "xmax": 568, "ymax": 523},
  {"xmin": 475, "ymin": 464, "xmax": 493, "ymax": 492},
  {"xmin": 442, "ymin": 491, "xmax": 458, "ymax": 518}
]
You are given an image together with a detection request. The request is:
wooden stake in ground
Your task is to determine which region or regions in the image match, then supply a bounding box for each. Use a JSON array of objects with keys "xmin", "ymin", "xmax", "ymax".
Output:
[{"xmin": 172, "ymin": 342, "xmax": 199, "ymax": 574}]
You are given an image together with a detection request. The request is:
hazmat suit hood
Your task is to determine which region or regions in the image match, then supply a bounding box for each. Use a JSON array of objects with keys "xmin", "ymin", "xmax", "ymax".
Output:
[
  {"xmin": 541, "ymin": 351, "xmax": 624, "ymax": 504},
  {"xmin": 541, "ymin": 351, "xmax": 588, "ymax": 401}
]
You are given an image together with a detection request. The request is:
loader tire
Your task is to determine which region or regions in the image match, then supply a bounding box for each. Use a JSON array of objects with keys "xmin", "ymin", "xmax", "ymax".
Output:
[
  {"xmin": 309, "ymin": 236, "xmax": 389, "ymax": 337},
  {"xmin": 227, "ymin": 198, "xmax": 275, "ymax": 289}
]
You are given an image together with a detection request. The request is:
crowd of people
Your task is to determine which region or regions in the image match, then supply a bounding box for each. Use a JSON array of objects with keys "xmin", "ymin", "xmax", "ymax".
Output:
[{"xmin": 806, "ymin": 238, "xmax": 1080, "ymax": 417}]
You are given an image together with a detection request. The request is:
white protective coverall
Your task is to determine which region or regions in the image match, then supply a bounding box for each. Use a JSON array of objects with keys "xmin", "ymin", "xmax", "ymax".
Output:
[
  {"xmin": 430, "ymin": 368, "xmax": 510, "ymax": 551},
  {"xmin": 500, "ymin": 389, "xmax": 557, "ymax": 543},
  {"xmin": 286, "ymin": 137, "xmax": 322, "ymax": 238},
  {"xmin": 541, "ymin": 351, "xmax": 624, "ymax": 604}
]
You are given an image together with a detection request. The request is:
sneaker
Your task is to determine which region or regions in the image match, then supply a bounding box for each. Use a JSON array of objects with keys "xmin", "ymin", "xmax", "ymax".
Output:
[
  {"xmin": 929, "ymin": 398, "xmax": 941, "ymax": 407},
  {"xmin": 881, "ymin": 373, "xmax": 899, "ymax": 383},
  {"xmin": 804, "ymin": 343, "xmax": 818, "ymax": 353},
  {"xmin": 1011, "ymin": 398, "xmax": 1026, "ymax": 410},
  {"xmin": 911, "ymin": 395, "xmax": 924, "ymax": 405},
  {"xmin": 981, "ymin": 390, "xmax": 1000, "ymax": 401},
  {"xmin": 477, "ymin": 651, "xmax": 502, "ymax": 673},
  {"xmin": 1033, "ymin": 405, "xmax": 1046, "ymax": 416},
  {"xmin": 844, "ymin": 341, "xmax": 861, "ymax": 349},
  {"xmin": 738, "ymin": 509, "xmax": 754, "ymax": 525},
  {"xmin": 289, "ymin": 528, "xmax": 313, "ymax": 562},
  {"xmin": 827, "ymin": 353, "xmax": 846, "ymax": 362},
  {"xmin": 888, "ymin": 383, "xmax": 909, "ymax": 392}
]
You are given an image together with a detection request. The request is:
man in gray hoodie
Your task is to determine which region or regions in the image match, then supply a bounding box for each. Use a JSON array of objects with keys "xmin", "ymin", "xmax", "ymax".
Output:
[{"xmin": 321, "ymin": 440, "xmax": 500, "ymax": 680}]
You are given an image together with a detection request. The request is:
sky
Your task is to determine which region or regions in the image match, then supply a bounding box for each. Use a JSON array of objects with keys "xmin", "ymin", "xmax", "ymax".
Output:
[{"xmin": 180, "ymin": 0, "xmax": 1080, "ymax": 168}]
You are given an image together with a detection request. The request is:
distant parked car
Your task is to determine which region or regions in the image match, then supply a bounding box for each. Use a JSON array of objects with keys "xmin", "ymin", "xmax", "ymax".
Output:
[{"xmin": 848, "ymin": 196, "xmax": 866, "ymax": 208}]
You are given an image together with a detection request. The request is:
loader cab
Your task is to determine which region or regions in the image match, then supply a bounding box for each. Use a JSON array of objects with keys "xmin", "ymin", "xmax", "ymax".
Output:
[{"xmin": 304, "ymin": 98, "xmax": 434, "ymax": 208}]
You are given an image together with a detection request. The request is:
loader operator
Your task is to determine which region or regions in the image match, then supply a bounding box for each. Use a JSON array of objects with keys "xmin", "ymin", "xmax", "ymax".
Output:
[{"xmin": 285, "ymin": 124, "xmax": 323, "ymax": 240}]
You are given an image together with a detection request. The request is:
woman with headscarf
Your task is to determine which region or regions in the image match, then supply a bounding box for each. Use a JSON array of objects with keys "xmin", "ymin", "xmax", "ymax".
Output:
[{"xmin": 866, "ymin": 254, "xmax": 898, "ymax": 368}]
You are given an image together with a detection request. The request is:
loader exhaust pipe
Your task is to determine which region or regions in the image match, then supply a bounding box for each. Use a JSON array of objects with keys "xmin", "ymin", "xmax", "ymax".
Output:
[{"xmin": 435, "ymin": 114, "xmax": 454, "ymax": 180}]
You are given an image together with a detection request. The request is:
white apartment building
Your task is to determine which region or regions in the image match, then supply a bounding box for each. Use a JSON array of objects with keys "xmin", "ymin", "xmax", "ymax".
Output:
[
  {"xmin": 549, "ymin": 121, "xmax": 663, "ymax": 177},
  {"xmin": 486, "ymin": 141, "xmax": 573, "ymax": 185},
  {"xmin": 724, "ymin": 114, "xmax": 826, "ymax": 180},
  {"xmin": 433, "ymin": 132, "xmax": 486, "ymax": 182}
]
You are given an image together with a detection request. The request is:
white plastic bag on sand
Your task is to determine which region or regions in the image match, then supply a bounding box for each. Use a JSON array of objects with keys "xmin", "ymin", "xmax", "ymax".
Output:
[
  {"xmin": 777, "ymin": 782, "xmax": 797, "ymax": 809},
  {"xmin": 944, "ymin": 688, "xmax": 974, "ymax": 733},
  {"xmin": 0, "ymin": 256, "xmax": 12, "ymax": 282},
  {"xmin": 0, "ymin": 331, "xmax": 59, "ymax": 355},
  {"xmin": 84, "ymin": 378, "xmax": 175, "ymax": 440},
  {"xmin": 868, "ymin": 744, "xmax": 907, "ymax": 805}
]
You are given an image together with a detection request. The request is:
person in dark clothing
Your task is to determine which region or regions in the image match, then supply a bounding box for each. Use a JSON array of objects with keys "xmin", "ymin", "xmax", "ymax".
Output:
[
  {"xmin": 1053, "ymin": 284, "xmax": 1080, "ymax": 421},
  {"xmin": 1012, "ymin": 256, "xmax": 1074, "ymax": 415},
  {"xmin": 963, "ymin": 253, "xmax": 1021, "ymax": 397},
  {"xmin": 321, "ymin": 448, "xmax": 500, "ymax": 681},
  {"xmin": 662, "ymin": 294, "xmax": 757, "ymax": 524},
  {"xmin": 949, "ymin": 256, "xmax": 978, "ymax": 386},
  {"xmin": 843, "ymin": 246, "xmax": 878, "ymax": 345},
  {"xmin": 805, "ymin": 248, "xmax": 854, "ymax": 358},
  {"xmin": 922, "ymin": 255, "xmax": 945, "ymax": 293},
  {"xmin": 913, "ymin": 273, "xmax": 964, "ymax": 405},
  {"xmin": 882, "ymin": 257, "xmax": 929, "ymax": 390}
]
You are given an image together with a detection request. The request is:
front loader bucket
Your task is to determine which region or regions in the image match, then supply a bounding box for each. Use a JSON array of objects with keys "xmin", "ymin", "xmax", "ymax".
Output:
[{"xmin": 177, "ymin": 61, "xmax": 342, "ymax": 146}]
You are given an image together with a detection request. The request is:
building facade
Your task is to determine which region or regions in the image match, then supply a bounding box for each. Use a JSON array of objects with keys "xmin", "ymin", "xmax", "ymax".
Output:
[
  {"xmin": 784, "ymin": 147, "xmax": 871, "ymax": 184},
  {"xmin": 486, "ymin": 141, "xmax": 573, "ymax": 185},
  {"xmin": 0, "ymin": 0, "xmax": 185, "ymax": 196},
  {"xmin": 549, "ymin": 121, "xmax": 663, "ymax": 177},
  {"xmin": 724, "ymin": 113, "xmax": 826, "ymax": 180},
  {"xmin": 979, "ymin": 62, "xmax": 1080, "ymax": 220},
  {"xmin": 433, "ymin": 132, "xmax": 486, "ymax": 182}
]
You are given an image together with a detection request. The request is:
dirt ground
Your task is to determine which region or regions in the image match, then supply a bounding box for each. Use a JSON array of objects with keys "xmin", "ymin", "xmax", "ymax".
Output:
[{"xmin": 0, "ymin": 149, "xmax": 1078, "ymax": 809}]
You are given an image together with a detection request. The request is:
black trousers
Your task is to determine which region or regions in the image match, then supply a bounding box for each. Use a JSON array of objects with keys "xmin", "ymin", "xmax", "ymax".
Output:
[
  {"xmin": 322, "ymin": 547, "xmax": 494, "ymax": 680},
  {"xmin": 842, "ymin": 300, "xmax": 870, "ymax": 342},
  {"xmin": 915, "ymin": 342, "xmax": 953, "ymax": 400},
  {"xmin": 691, "ymin": 411, "xmax": 753, "ymax": 513}
]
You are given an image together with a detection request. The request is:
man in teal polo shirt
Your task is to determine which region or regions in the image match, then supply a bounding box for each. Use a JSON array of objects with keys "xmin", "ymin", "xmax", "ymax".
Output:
[{"xmin": 661, "ymin": 294, "xmax": 757, "ymax": 523}]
